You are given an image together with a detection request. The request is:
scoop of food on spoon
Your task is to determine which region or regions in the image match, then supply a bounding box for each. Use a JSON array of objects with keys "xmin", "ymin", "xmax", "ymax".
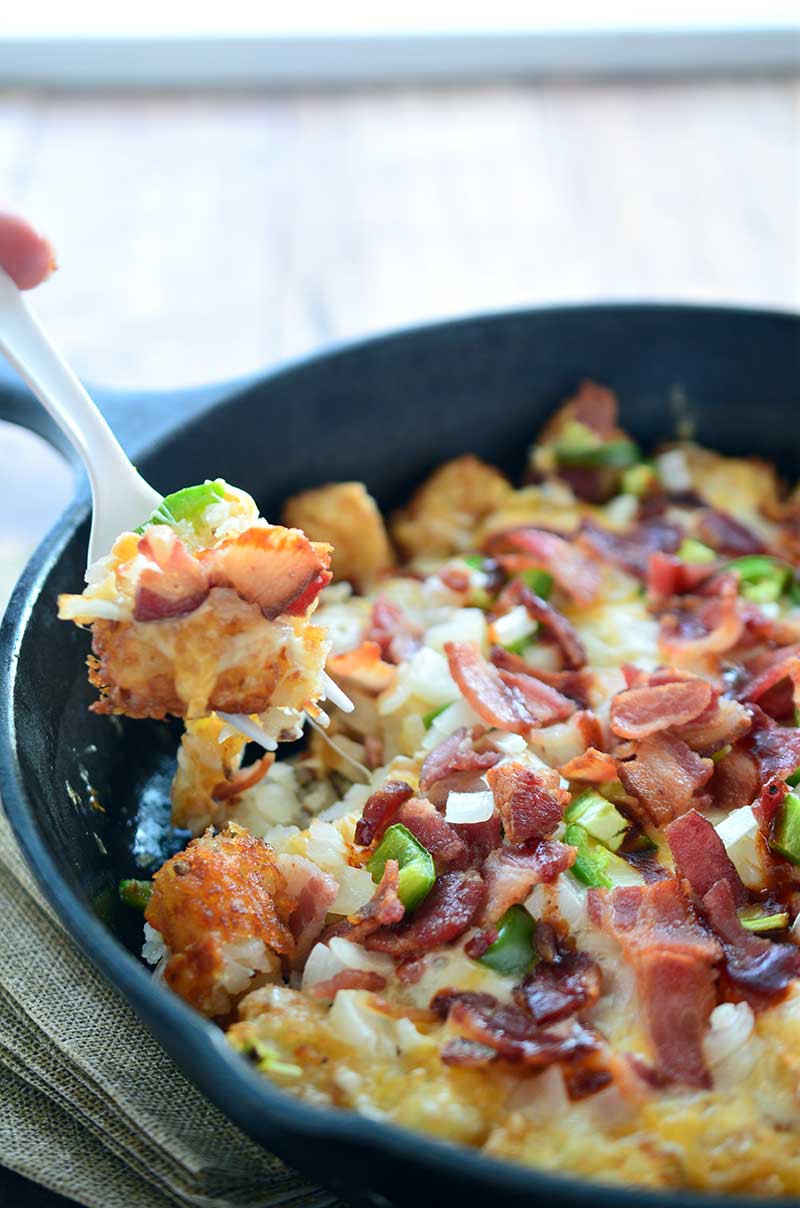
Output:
[{"xmin": 0, "ymin": 213, "xmax": 352, "ymax": 796}]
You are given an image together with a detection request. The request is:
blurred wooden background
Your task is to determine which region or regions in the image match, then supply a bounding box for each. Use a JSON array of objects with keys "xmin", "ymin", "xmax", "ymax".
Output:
[{"xmin": 0, "ymin": 76, "xmax": 798, "ymax": 602}]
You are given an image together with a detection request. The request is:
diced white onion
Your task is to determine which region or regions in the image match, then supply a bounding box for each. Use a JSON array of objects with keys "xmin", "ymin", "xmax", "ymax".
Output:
[
  {"xmin": 603, "ymin": 493, "xmax": 639, "ymax": 528},
  {"xmin": 491, "ymin": 605, "xmax": 537, "ymax": 648},
  {"xmin": 420, "ymin": 696, "xmax": 483, "ymax": 752},
  {"xmin": 302, "ymin": 938, "xmax": 394, "ymax": 992},
  {"xmin": 656, "ymin": 448, "xmax": 692, "ymax": 493},
  {"xmin": 703, "ymin": 1001, "xmax": 758, "ymax": 1087},
  {"xmin": 444, "ymin": 788, "xmax": 494, "ymax": 824},
  {"xmin": 715, "ymin": 806, "xmax": 767, "ymax": 890},
  {"xmin": 424, "ymin": 608, "xmax": 487, "ymax": 654},
  {"xmin": 379, "ymin": 647, "xmax": 459, "ymax": 714},
  {"xmin": 486, "ymin": 731, "xmax": 528, "ymax": 758},
  {"xmin": 328, "ymin": 990, "xmax": 430, "ymax": 1057}
]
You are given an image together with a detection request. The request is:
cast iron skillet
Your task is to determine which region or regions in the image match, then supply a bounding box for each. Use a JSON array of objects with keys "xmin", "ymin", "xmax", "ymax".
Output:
[{"xmin": 1, "ymin": 305, "xmax": 799, "ymax": 1208}]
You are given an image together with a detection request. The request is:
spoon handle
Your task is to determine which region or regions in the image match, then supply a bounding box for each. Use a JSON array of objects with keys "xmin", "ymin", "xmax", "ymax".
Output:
[{"xmin": 0, "ymin": 268, "xmax": 161, "ymax": 566}]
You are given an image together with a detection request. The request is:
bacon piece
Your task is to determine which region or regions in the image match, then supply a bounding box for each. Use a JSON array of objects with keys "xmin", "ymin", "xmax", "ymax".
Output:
[
  {"xmin": 610, "ymin": 678, "xmax": 713, "ymax": 741},
  {"xmin": 753, "ymin": 776, "xmax": 789, "ymax": 832},
  {"xmin": 463, "ymin": 927, "xmax": 499, "ymax": 960},
  {"xmin": 486, "ymin": 762, "xmax": 568, "ymax": 845},
  {"xmin": 709, "ymin": 747, "xmax": 760, "ymax": 812},
  {"xmin": 495, "ymin": 670, "xmax": 576, "ymax": 725},
  {"xmin": 498, "ymin": 580, "xmax": 587, "ymax": 668},
  {"xmin": 558, "ymin": 378, "xmax": 620, "ymax": 438},
  {"xmin": 365, "ymin": 869, "xmax": 484, "ymax": 956},
  {"xmin": 419, "ymin": 727, "xmax": 500, "ymax": 796},
  {"xmin": 444, "ymin": 642, "xmax": 536, "ymax": 735},
  {"xmin": 276, "ymin": 854, "xmax": 339, "ymax": 967},
  {"xmin": 738, "ymin": 647, "xmax": 800, "ymax": 721},
  {"xmin": 327, "ymin": 641, "xmax": 395, "ymax": 695},
  {"xmin": 665, "ymin": 809, "xmax": 747, "ymax": 907},
  {"xmin": 365, "ymin": 597, "xmax": 422, "ymax": 664},
  {"xmin": 559, "ymin": 747, "xmax": 617, "ymax": 783},
  {"xmin": 580, "ymin": 518, "xmax": 681, "ymax": 579},
  {"xmin": 695, "ymin": 509, "xmax": 765, "ymax": 556},
  {"xmin": 134, "ymin": 529, "xmax": 209, "ymax": 621},
  {"xmin": 490, "ymin": 648, "xmax": 593, "ymax": 708},
  {"xmin": 746, "ymin": 708, "xmax": 800, "ymax": 782},
  {"xmin": 453, "ymin": 812, "xmax": 503, "ymax": 866},
  {"xmin": 323, "ymin": 860, "xmax": 404, "ymax": 943},
  {"xmin": 674, "ymin": 695, "xmax": 752, "ymax": 756},
  {"xmin": 660, "ymin": 577, "xmax": 745, "ymax": 659},
  {"xmin": 354, "ymin": 780, "xmax": 414, "ymax": 847},
  {"xmin": 486, "ymin": 528, "xmax": 601, "ymax": 606},
  {"xmin": 646, "ymin": 552, "xmax": 716, "ymax": 602},
  {"xmin": 307, "ymin": 969, "xmax": 387, "ymax": 999},
  {"xmin": 438, "ymin": 992, "xmax": 599, "ymax": 1068},
  {"xmin": 514, "ymin": 951, "xmax": 602, "ymax": 1025},
  {"xmin": 204, "ymin": 526, "xmax": 331, "ymax": 620},
  {"xmin": 588, "ymin": 880, "xmax": 720, "ymax": 1087},
  {"xmin": 702, "ymin": 878, "xmax": 800, "ymax": 1006},
  {"xmin": 395, "ymin": 797, "xmax": 467, "ymax": 866},
  {"xmin": 618, "ymin": 733, "xmax": 714, "ymax": 827},
  {"xmin": 481, "ymin": 840, "xmax": 576, "ymax": 923}
]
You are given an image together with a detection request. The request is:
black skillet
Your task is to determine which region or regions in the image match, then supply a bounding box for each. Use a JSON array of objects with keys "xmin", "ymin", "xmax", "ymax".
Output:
[{"xmin": 1, "ymin": 305, "xmax": 799, "ymax": 1208}]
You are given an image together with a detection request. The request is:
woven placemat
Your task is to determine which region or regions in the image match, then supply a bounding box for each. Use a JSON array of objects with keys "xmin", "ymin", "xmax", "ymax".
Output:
[{"xmin": 0, "ymin": 805, "xmax": 341, "ymax": 1208}]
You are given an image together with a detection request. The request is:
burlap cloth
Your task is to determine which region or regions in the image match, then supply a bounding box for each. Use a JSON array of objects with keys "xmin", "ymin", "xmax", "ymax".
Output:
[{"xmin": 0, "ymin": 805, "xmax": 342, "ymax": 1208}]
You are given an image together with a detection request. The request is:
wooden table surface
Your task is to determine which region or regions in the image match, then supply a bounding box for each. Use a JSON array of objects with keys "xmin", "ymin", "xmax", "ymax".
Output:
[{"xmin": 2, "ymin": 75, "xmax": 797, "ymax": 606}]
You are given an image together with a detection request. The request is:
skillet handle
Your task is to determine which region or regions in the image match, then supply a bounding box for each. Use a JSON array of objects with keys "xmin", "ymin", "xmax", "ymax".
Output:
[{"xmin": 0, "ymin": 356, "xmax": 253, "ymax": 464}]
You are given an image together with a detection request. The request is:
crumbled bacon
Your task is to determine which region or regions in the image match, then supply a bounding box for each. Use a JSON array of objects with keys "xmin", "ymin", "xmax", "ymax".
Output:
[
  {"xmin": 659, "ymin": 577, "xmax": 745, "ymax": 660},
  {"xmin": 464, "ymin": 927, "xmax": 499, "ymax": 960},
  {"xmin": 395, "ymin": 797, "xmax": 467, "ymax": 866},
  {"xmin": 490, "ymin": 648, "xmax": 594, "ymax": 709},
  {"xmin": 486, "ymin": 762, "xmax": 568, "ymax": 845},
  {"xmin": 701, "ymin": 877, "xmax": 800, "ymax": 1007},
  {"xmin": 746, "ymin": 708, "xmax": 800, "ymax": 782},
  {"xmin": 418, "ymin": 727, "xmax": 500, "ymax": 796},
  {"xmin": 481, "ymin": 840, "xmax": 576, "ymax": 923},
  {"xmin": 580, "ymin": 518, "xmax": 681, "ymax": 579},
  {"xmin": 365, "ymin": 869, "xmax": 484, "ymax": 956},
  {"xmin": 618, "ymin": 733, "xmax": 714, "ymax": 827},
  {"xmin": 738, "ymin": 646, "xmax": 800, "ymax": 721},
  {"xmin": 646, "ymin": 552, "xmax": 716, "ymax": 603},
  {"xmin": 485, "ymin": 528, "xmax": 601, "ymax": 606},
  {"xmin": 354, "ymin": 780, "xmax": 414, "ymax": 847},
  {"xmin": 365, "ymin": 597, "xmax": 422, "ymax": 664},
  {"xmin": 558, "ymin": 378, "xmax": 620, "ymax": 438},
  {"xmin": 453, "ymin": 812, "xmax": 503, "ymax": 866},
  {"xmin": 709, "ymin": 746, "xmax": 760, "ymax": 812},
  {"xmin": 497, "ymin": 580, "xmax": 587, "ymax": 668},
  {"xmin": 665, "ymin": 809, "xmax": 747, "ymax": 906},
  {"xmin": 495, "ymin": 669, "xmax": 577, "ymax": 725},
  {"xmin": 323, "ymin": 859, "xmax": 404, "ymax": 943},
  {"xmin": 437, "ymin": 991, "xmax": 599, "ymax": 1068},
  {"xmin": 513, "ymin": 951, "xmax": 602, "ymax": 1025},
  {"xmin": 307, "ymin": 969, "xmax": 387, "ymax": 999},
  {"xmin": 275, "ymin": 854, "xmax": 339, "ymax": 969},
  {"xmin": 695, "ymin": 509, "xmax": 765, "ymax": 556},
  {"xmin": 444, "ymin": 642, "xmax": 536, "ymax": 735},
  {"xmin": 559, "ymin": 747, "xmax": 618, "ymax": 783},
  {"xmin": 440, "ymin": 1036, "xmax": 500, "ymax": 1067},
  {"xmin": 588, "ymin": 880, "xmax": 720, "ymax": 1087},
  {"xmin": 674, "ymin": 695, "xmax": 752, "ymax": 756},
  {"xmin": 610, "ymin": 677, "xmax": 713, "ymax": 741},
  {"xmin": 134, "ymin": 529, "xmax": 210, "ymax": 621},
  {"xmin": 204, "ymin": 526, "xmax": 331, "ymax": 620}
]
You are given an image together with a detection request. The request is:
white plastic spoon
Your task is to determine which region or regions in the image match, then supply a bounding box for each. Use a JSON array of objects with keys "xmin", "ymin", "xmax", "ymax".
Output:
[
  {"xmin": 0, "ymin": 266, "xmax": 352, "ymax": 737},
  {"xmin": 0, "ymin": 266, "xmax": 162, "ymax": 564}
]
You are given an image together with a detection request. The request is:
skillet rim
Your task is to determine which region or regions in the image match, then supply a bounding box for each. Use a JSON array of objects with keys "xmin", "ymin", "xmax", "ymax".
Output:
[{"xmin": 1, "ymin": 301, "xmax": 799, "ymax": 1208}]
